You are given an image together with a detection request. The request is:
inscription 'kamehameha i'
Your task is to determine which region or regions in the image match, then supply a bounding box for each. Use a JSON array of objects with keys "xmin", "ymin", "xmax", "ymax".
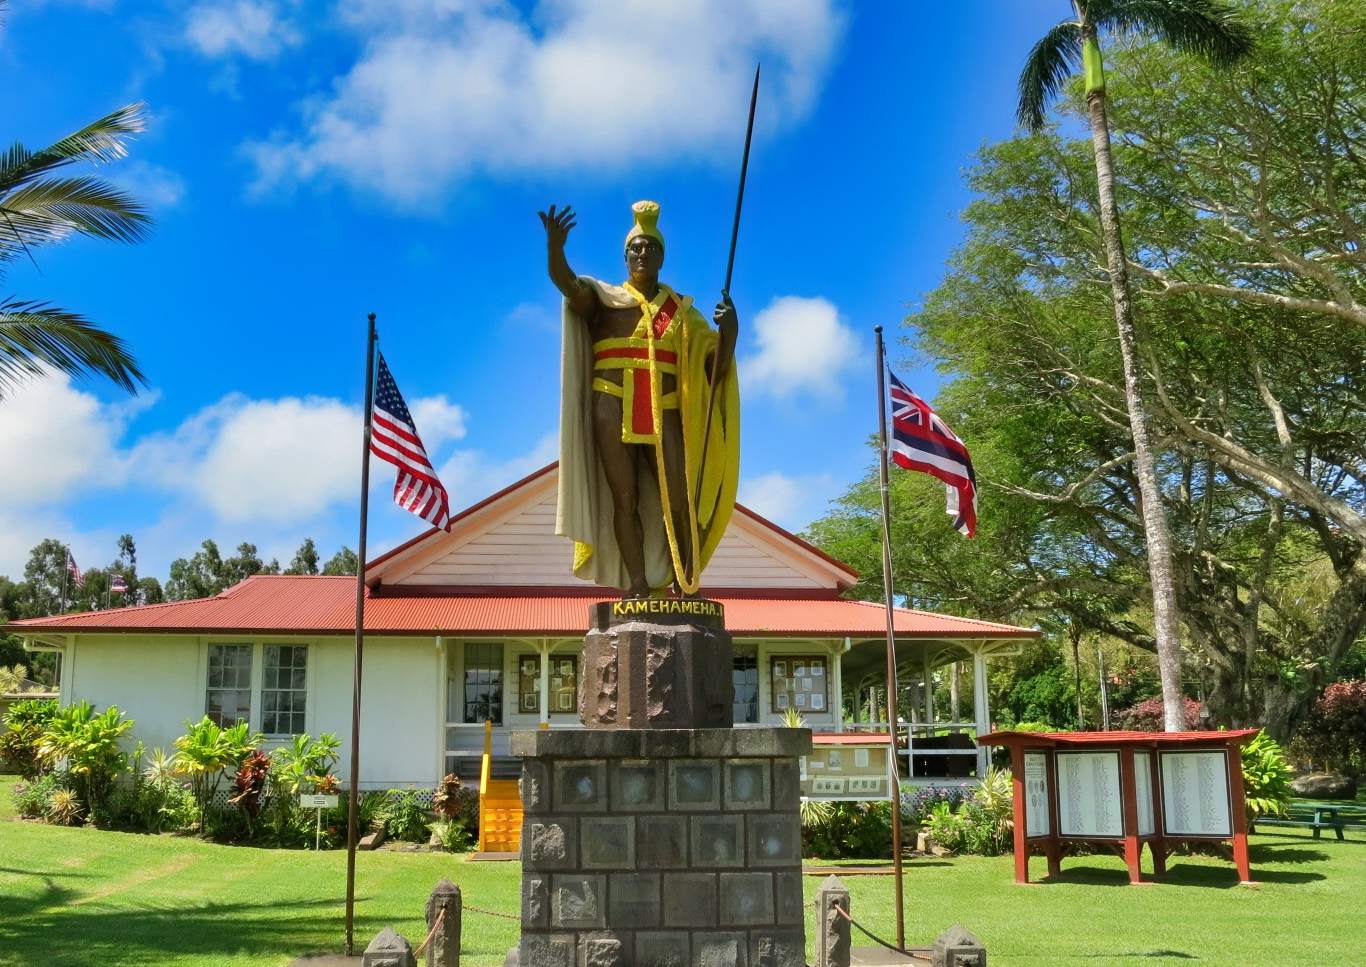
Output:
[
  {"xmin": 611, "ymin": 598, "xmax": 724, "ymax": 618},
  {"xmin": 587, "ymin": 597, "xmax": 727, "ymax": 636}
]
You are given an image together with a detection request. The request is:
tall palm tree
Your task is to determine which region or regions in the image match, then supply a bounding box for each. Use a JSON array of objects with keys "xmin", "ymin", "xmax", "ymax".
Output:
[
  {"xmin": 0, "ymin": 103, "xmax": 150, "ymax": 399},
  {"xmin": 1017, "ymin": 1, "xmax": 1253, "ymax": 731}
]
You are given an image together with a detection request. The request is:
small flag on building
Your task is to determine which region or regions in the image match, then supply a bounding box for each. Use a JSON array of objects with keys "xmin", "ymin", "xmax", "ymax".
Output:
[
  {"xmin": 369, "ymin": 353, "xmax": 452, "ymax": 531},
  {"xmin": 888, "ymin": 370, "xmax": 978, "ymax": 537},
  {"xmin": 110, "ymin": 574, "xmax": 129, "ymax": 594},
  {"xmin": 67, "ymin": 553, "xmax": 84, "ymax": 588}
]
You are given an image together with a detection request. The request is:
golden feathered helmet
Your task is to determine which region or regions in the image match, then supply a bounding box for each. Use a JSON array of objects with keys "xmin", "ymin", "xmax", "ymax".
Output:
[{"xmin": 624, "ymin": 200, "xmax": 665, "ymax": 252}]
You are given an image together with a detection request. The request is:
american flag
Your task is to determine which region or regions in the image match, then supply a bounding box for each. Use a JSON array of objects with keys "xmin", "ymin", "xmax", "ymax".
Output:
[
  {"xmin": 67, "ymin": 553, "xmax": 84, "ymax": 588},
  {"xmin": 369, "ymin": 353, "xmax": 452, "ymax": 531},
  {"xmin": 889, "ymin": 370, "xmax": 978, "ymax": 537},
  {"xmin": 110, "ymin": 574, "xmax": 129, "ymax": 594}
]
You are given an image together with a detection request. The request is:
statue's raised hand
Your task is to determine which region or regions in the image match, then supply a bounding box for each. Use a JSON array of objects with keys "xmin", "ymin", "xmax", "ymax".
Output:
[{"xmin": 538, "ymin": 203, "xmax": 577, "ymax": 250}]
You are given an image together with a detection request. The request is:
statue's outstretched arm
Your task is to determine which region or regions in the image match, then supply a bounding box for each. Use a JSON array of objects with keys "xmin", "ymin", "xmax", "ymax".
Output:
[{"xmin": 539, "ymin": 204, "xmax": 596, "ymax": 317}]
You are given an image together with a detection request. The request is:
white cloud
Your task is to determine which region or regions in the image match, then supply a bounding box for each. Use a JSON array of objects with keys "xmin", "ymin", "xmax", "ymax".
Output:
[
  {"xmin": 185, "ymin": 1, "xmax": 300, "ymax": 60},
  {"xmin": 113, "ymin": 161, "xmax": 187, "ymax": 209},
  {"xmin": 408, "ymin": 395, "xmax": 468, "ymax": 448},
  {"xmin": 0, "ymin": 374, "xmax": 129, "ymax": 507},
  {"xmin": 739, "ymin": 471, "xmax": 839, "ymax": 531},
  {"xmin": 741, "ymin": 295, "xmax": 859, "ymax": 398},
  {"xmin": 247, "ymin": 0, "xmax": 843, "ymax": 204},
  {"xmin": 437, "ymin": 431, "xmax": 557, "ymax": 504}
]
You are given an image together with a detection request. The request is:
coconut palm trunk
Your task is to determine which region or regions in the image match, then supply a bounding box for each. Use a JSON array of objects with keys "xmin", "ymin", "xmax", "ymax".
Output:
[
  {"xmin": 1082, "ymin": 32, "xmax": 1187, "ymax": 732},
  {"xmin": 1017, "ymin": 1, "xmax": 1252, "ymax": 733}
]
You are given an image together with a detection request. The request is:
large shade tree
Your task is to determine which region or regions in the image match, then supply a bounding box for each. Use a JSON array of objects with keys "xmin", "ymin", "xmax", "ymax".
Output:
[
  {"xmin": 1017, "ymin": 0, "xmax": 1254, "ymax": 730},
  {"xmin": 0, "ymin": 103, "xmax": 148, "ymax": 398}
]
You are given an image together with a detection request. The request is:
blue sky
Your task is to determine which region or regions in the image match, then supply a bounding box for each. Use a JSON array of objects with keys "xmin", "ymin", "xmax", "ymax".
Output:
[{"xmin": 0, "ymin": 0, "xmax": 1058, "ymax": 580}]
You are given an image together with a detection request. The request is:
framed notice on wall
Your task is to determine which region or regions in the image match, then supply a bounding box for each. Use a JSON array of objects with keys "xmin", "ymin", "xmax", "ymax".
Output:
[
  {"xmin": 1056, "ymin": 751, "xmax": 1122, "ymax": 838},
  {"xmin": 1024, "ymin": 752, "xmax": 1051, "ymax": 838},
  {"xmin": 1161, "ymin": 750, "xmax": 1232, "ymax": 837},
  {"xmin": 1134, "ymin": 751, "xmax": 1155, "ymax": 836}
]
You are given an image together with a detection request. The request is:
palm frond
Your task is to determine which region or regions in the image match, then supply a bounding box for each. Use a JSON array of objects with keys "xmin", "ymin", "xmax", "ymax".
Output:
[
  {"xmin": 1091, "ymin": 0, "xmax": 1255, "ymax": 65},
  {"xmin": 1017, "ymin": 20, "xmax": 1084, "ymax": 133},
  {"xmin": 0, "ymin": 299, "xmax": 145, "ymax": 398},
  {"xmin": 0, "ymin": 103, "xmax": 147, "ymax": 195},
  {"xmin": 0, "ymin": 176, "xmax": 150, "ymax": 253}
]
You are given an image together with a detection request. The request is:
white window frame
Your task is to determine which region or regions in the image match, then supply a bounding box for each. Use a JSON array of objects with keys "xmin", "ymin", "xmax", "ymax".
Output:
[
  {"xmin": 260, "ymin": 643, "xmax": 309, "ymax": 738},
  {"xmin": 200, "ymin": 638, "xmax": 313, "ymax": 739}
]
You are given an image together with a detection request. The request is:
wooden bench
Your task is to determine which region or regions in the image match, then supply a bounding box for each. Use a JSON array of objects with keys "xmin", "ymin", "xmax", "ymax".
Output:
[{"xmin": 1250, "ymin": 805, "xmax": 1351, "ymax": 840}]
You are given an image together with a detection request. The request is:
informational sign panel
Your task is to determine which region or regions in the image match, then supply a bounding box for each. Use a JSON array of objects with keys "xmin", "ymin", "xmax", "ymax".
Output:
[
  {"xmin": 1133, "ymin": 751, "xmax": 1155, "ymax": 836},
  {"xmin": 1024, "ymin": 752, "xmax": 1051, "ymax": 838},
  {"xmin": 1161, "ymin": 750, "xmax": 1232, "ymax": 837},
  {"xmin": 1057, "ymin": 751, "xmax": 1122, "ymax": 837},
  {"xmin": 801, "ymin": 743, "xmax": 890, "ymax": 800},
  {"xmin": 300, "ymin": 794, "xmax": 339, "ymax": 809}
]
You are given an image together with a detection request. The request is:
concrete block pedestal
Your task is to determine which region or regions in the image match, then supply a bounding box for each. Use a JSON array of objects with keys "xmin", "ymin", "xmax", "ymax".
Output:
[{"xmin": 512, "ymin": 727, "xmax": 812, "ymax": 967}]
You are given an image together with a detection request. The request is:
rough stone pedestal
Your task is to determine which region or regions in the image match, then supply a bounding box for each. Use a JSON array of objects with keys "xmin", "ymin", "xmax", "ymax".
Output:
[
  {"xmin": 512, "ymin": 727, "xmax": 812, "ymax": 967},
  {"xmin": 580, "ymin": 599, "xmax": 734, "ymax": 729}
]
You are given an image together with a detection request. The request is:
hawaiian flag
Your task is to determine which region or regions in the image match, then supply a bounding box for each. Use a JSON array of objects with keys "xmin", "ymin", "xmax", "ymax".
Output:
[
  {"xmin": 369, "ymin": 353, "xmax": 452, "ymax": 531},
  {"xmin": 110, "ymin": 574, "xmax": 129, "ymax": 594},
  {"xmin": 67, "ymin": 553, "xmax": 84, "ymax": 588},
  {"xmin": 888, "ymin": 370, "xmax": 978, "ymax": 537}
]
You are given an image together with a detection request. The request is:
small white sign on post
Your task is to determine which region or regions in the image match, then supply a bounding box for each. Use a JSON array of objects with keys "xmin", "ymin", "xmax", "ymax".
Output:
[{"xmin": 300, "ymin": 794, "xmax": 340, "ymax": 850}]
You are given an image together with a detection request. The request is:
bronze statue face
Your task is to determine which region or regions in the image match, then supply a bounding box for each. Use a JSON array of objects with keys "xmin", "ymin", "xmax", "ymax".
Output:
[{"xmin": 625, "ymin": 236, "xmax": 663, "ymax": 286}]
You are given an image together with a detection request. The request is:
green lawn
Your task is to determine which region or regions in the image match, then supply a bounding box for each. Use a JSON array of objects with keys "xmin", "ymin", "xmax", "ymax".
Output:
[{"xmin": 2, "ymin": 774, "xmax": 1362, "ymax": 966}]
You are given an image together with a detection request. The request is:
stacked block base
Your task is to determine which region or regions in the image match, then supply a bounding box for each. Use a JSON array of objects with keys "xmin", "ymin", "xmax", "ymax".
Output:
[{"xmin": 511, "ymin": 727, "xmax": 812, "ymax": 967}]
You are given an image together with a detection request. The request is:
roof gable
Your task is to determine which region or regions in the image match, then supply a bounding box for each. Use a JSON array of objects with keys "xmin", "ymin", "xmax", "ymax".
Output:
[{"xmin": 366, "ymin": 463, "xmax": 857, "ymax": 590}]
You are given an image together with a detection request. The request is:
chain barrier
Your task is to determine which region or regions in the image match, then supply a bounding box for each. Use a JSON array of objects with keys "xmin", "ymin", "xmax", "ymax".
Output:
[{"xmin": 464, "ymin": 902, "xmax": 521, "ymax": 922}]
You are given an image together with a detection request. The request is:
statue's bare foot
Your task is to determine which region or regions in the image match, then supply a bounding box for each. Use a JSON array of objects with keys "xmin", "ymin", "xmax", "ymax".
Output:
[{"xmin": 625, "ymin": 583, "xmax": 650, "ymax": 600}]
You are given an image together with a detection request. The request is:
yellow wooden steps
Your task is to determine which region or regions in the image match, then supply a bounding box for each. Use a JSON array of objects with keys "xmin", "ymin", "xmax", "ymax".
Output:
[{"xmin": 478, "ymin": 778, "xmax": 523, "ymax": 853}]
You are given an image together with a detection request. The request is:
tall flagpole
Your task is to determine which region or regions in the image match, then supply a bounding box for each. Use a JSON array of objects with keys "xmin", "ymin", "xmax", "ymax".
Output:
[
  {"xmin": 874, "ymin": 325, "xmax": 906, "ymax": 947},
  {"xmin": 344, "ymin": 313, "xmax": 378, "ymax": 955}
]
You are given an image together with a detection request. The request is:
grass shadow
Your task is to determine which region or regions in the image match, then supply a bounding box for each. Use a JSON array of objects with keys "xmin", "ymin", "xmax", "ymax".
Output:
[{"xmin": 1247, "ymin": 843, "xmax": 1329, "ymax": 865}]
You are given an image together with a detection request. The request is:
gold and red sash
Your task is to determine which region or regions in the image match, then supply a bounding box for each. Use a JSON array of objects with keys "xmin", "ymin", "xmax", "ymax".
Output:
[{"xmin": 592, "ymin": 286, "xmax": 690, "ymax": 442}]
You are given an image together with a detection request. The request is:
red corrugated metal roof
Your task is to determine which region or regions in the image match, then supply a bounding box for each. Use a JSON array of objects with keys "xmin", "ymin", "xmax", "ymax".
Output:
[
  {"xmin": 5, "ymin": 575, "xmax": 1037, "ymax": 639},
  {"xmin": 812, "ymin": 733, "xmax": 893, "ymax": 745},
  {"xmin": 979, "ymin": 729, "xmax": 1259, "ymax": 747}
]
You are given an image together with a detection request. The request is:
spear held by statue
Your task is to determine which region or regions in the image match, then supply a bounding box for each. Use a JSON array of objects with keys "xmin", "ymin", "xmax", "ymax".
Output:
[{"xmin": 693, "ymin": 63, "xmax": 760, "ymax": 572}]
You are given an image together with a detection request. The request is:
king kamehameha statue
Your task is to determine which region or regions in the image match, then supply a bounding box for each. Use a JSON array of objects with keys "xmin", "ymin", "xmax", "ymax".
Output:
[{"xmin": 542, "ymin": 200, "xmax": 740, "ymax": 599}]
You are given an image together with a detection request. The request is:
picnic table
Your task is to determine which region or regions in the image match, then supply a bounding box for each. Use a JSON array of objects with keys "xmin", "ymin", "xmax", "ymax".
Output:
[{"xmin": 1250, "ymin": 800, "xmax": 1366, "ymax": 840}]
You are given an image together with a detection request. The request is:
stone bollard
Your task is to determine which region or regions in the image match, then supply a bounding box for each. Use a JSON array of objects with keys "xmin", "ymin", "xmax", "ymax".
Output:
[
  {"xmin": 814, "ymin": 874, "xmax": 851, "ymax": 967},
  {"xmin": 932, "ymin": 925, "xmax": 987, "ymax": 967},
  {"xmin": 425, "ymin": 879, "xmax": 462, "ymax": 967},
  {"xmin": 362, "ymin": 927, "xmax": 417, "ymax": 967}
]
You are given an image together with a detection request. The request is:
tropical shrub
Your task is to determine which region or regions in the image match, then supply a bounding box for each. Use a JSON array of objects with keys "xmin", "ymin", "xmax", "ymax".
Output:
[
  {"xmin": 229, "ymin": 750, "xmax": 272, "ymax": 831},
  {"xmin": 1293, "ymin": 680, "xmax": 1366, "ymax": 777},
  {"xmin": 271, "ymin": 732, "xmax": 341, "ymax": 795},
  {"xmin": 36, "ymin": 701, "xmax": 134, "ymax": 820},
  {"xmin": 431, "ymin": 773, "xmax": 463, "ymax": 817},
  {"xmin": 45, "ymin": 787, "xmax": 84, "ymax": 826},
  {"xmin": 921, "ymin": 767, "xmax": 1014, "ymax": 856},
  {"xmin": 0, "ymin": 698, "xmax": 58, "ymax": 779},
  {"xmin": 1116, "ymin": 696, "xmax": 1202, "ymax": 731},
  {"xmin": 12, "ymin": 770, "xmax": 71, "ymax": 820},
  {"xmin": 430, "ymin": 818, "xmax": 474, "ymax": 852},
  {"xmin": 801, "ymin": 801, "xmax": 893, "ymax": 859},
  {"xmin": 903, "ymin": 784, "xmax": 974, "ymax": 827},
  {"xmin": 1241, "ymin": 730, "xmax": 1293, "ymax": 820},
  {"xmin": 379, "ymin": 789, "xmax": 431, "ymax": 843},
  {"xmin": 173, "ymin": 717, "xmax": 262, "ymax": 826}
]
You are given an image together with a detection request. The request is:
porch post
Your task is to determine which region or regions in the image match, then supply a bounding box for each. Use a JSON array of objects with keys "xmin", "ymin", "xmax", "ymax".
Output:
[
  {"xmin": 831, "ymin": 639, "xmax": 846, "ymax": 733},
  {"xmin": 538, "ymin": 641, "xmax": 550, "ymax": 728},
  {"xmin": 973, "ymin": 647, "xmax": 990, "ymax": 777},
  {"xmin": 922, "ymin": 651, "xmax": 935, "ymax": 725}
]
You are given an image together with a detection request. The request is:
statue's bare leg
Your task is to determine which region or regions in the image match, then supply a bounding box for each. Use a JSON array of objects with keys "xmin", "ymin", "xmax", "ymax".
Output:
[
  {"xmin": 647, "ymin": 409, "xmax": 693, "ymax": 593},
  {"xmin": 592, "ymin": 391, "xmax": 650, "ymax": 597}
]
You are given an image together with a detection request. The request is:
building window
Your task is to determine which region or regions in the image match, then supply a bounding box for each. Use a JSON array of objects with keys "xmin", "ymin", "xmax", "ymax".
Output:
[
  {"xmin": 517, "ymin": 654, "xmax": 578, "ymax": 714},
  {"xmin": 771, "ymin": 656, "xmax": 828, "ymax": 714},
  {"xmin": 463, "ymin": 643, "xmax": 504, "ymax": 723},
  {"xmin": 206, "ymin": 644, "xmax": 253, "ymax": 726},
  {"xmin": 734, "ymin": 655, "xmax": 759, "ymax": 723},
  {"xmin": 262, "ymin": 645, "xmax": 307, "ymax": 736}
]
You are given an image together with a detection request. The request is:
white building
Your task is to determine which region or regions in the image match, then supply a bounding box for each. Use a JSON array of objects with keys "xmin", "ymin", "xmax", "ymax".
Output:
[{"xmin": 8, "ymin": 465, "xmax": 1033, "ymax": 790}]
